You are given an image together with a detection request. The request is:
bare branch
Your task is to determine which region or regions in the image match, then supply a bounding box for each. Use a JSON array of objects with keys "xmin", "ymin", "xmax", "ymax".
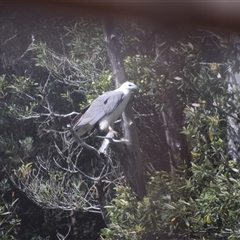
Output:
[
  {"xmin": 18, "ymin": 112, "xmax": 79, "ymax": 120},
  {"xmin": 56, "ymin": 225, "xmax": 71, "ymax": 240},
  {"xmin": 18, "ymin": 35, "xmax": 35, "ymax": 60},
  {"xmin": 1, "ymin": 34, "xmax": 18, "ymax": 46}
]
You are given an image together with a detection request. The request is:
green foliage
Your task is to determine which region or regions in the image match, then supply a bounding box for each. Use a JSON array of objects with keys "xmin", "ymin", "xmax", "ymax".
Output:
[
  {"xmin": 183, "ymin": 105, "xmax": 227, "ymax": 166},
  {"xmin": 102, "ymin": 162, "xmax": 240, "ymax": 239},
  {"xmin": 0, "ymin": 10, "xmax": 118, "ymax": 239},
  {"xmin": 0, "ymin": 74, "xmax": 7, "ymax": 98},
  {"xmin": 124, "ymin": 55, "xmax": 159, "ymax": 95},
  {"xmin": 2, "ymin": 8, "xmax": 240, "ymax": 240},
  {"xmin": 83, "ymin": 70, "xmax": 114, "ymax": 105},
  {"xmin": 0, "ymin": 179, "xmax": 20, "ymax": 240},
  {"xmin": 14, "ymin": 161, "xmax": 33, "ymax": 180},
  {"xmin": 19, "ymin": 137, "xmax": 34, "ymax": 156},
  {"xmin": 0, "ymin": 74, "xmax": 38, "ymax": 120},
  {"xmin": 122, "ymin": 28, "xmax": 234, "ymax": 121},
  {"xmin": 101, "ymin": 81, "xmax": 240, "ymax": 239},
  {"xmin": 101, "ymin": 29, "xmax": 240, "ymax": 238},
  {"xmin": 30, "ymin": 17, "xmax": 112, "ymax": 113},
  {"xmin": 32, "ymin": 18, "xmax": 107, "ymax": 87}
]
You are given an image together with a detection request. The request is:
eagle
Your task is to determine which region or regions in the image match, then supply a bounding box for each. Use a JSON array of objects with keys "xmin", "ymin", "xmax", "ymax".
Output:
[{"xmin": 71, "ymin": 81, "xmax": 137, "ymax": 137}]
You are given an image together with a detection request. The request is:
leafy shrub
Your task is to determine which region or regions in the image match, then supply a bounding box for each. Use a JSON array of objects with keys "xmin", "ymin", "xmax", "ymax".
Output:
[
  {"xmin": 102, "ymin": 101, "xmax": 240, "ymax": 240},
  {"xmin": 0, "ymin": 178, "xmax": 20, "ymax": 240},
  {"xmin": 102, "ymin": 162, "xmax": 240, "ymax": 240}
]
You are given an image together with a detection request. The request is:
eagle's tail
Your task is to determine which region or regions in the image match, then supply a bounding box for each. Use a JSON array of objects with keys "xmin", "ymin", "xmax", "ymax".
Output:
[
  {"xmin": 66, "ymin": 123, "xmax": 94, "ymax": 140},
  {"xmin": 75, "ymin": 124, "xmax": 93, "ymax": 137}
]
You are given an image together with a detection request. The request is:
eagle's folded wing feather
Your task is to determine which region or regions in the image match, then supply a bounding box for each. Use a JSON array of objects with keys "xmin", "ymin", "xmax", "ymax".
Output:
[{"xmin": 72, "ymin": 90, "xmax": 124, "ymax": 133}]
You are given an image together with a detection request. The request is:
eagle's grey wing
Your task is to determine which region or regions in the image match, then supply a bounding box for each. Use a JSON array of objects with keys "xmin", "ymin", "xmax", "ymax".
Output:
[
  {"xmin": 71, "ymin": 104, "xmax": 91, "ymax": 127},
  {"xmin": 73, "ymin": 90, "xmax": 124, "ymax": 132}
]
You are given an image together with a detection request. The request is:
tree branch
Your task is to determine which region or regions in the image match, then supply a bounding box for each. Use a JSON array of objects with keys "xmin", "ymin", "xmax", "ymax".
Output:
[
  {"xmin": 98, "ymin": 133, "xmax": 128, "ymax": 155},
  {"xmin": 18, "ymin": 111, "xmax": 79, "ymax": 120}
]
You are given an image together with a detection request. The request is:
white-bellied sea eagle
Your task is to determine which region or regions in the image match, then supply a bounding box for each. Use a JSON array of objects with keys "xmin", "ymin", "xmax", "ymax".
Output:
[{"xmin": 71, "ymin": 81, "xmax": 137, "ymax": 137}]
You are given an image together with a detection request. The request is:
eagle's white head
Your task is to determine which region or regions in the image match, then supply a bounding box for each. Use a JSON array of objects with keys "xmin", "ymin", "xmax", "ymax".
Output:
[{"xmin": 119, "ymin": 81, "xmax": 137, "ymax": 91}]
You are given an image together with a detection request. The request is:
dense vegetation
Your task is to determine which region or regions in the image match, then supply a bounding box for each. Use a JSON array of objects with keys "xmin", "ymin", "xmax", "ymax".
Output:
[{"xmin": 1, "ymin": 4, "xmax": 240, "ymax": 240}]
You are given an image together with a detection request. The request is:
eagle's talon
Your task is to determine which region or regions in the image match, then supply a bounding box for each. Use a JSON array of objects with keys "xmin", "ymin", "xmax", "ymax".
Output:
[{"xmin": 109, "ymin": 127, "xmax": 119, "ymax": 137}]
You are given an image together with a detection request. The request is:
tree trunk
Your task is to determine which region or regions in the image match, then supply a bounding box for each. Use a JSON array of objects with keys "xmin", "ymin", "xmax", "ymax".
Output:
[
  {"xmin": 227, "ymin": 35, "xmax": 240, "ymax": 161},
  {"xmin": 102, "ymin": 18, "xmax": 146, "ymax": 199},
  {"xmin": 161, "ymin": 92, "xmax": 191, "ymax": 171},
  {"xmin": 155, "ymin": 33, "xmax": 191, "ymax": 171}
]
